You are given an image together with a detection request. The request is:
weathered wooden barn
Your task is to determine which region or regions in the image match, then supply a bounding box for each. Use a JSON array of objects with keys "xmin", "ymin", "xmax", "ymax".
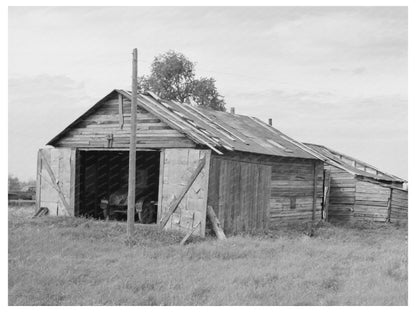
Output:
[
  {"xmin": 305, "ymin": 143, "xmax": 408, "ymax": 224},
  {"xmin": 36, "ymin": 89, "xmax": 325, "ymax": 236}
]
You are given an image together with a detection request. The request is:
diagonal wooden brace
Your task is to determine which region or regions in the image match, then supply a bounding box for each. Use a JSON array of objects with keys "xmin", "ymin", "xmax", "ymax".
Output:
[
  {"xmin": 39, "ymin": 150, "xmax": 71, "ymax": 215},
  {"xmin": 159, "ymin": 156, "xmax": 206, "ymax": 229}
]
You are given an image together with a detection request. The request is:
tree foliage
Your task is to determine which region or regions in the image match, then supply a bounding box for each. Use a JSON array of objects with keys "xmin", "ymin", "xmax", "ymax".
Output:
[
  {"xmin": 8, "ymin": 174, "xmax": 36, "ymax": 191},
  {"xmin": 8, "ymin": 174, "xmax": 21, "ymax": 191},
  {"xmin": 139, "ymin": 51, "xmax": 226, "ymax": 111},
  {"xmin": 192, "ymin": 77, "xmax": 226, "ymax": 111}
]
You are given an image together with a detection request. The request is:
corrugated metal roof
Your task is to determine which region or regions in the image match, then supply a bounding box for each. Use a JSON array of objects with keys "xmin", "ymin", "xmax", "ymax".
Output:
[
  {"xmin": 305, "ymin": 143, "xmax": 406, "ymax": 183},
  {"xmin": 48, "ymin": 89, "xmax": 319, "ymax": 160}
]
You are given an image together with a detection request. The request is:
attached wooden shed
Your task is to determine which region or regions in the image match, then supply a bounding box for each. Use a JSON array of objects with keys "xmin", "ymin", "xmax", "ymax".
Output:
[
  {"xmin": 305, "ymin": 143, "xmax": 408, "ymax": 224},
  {"xmin": 36, "ymin": 89, "xmax": 325, "ymax": 236}
]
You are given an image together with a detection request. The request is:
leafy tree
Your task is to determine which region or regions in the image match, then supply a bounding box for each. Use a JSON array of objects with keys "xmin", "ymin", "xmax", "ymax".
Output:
[
  {"xmin": 139, "ymin": 51, "xmax": 226, "ymax": 111},
  {"xmin": 8, "ymin": 174, "xmax": 36, "ymax": 192},
  {"xmin": 192, "ymin": 78, "xmax": 226, "ymax": 111}
]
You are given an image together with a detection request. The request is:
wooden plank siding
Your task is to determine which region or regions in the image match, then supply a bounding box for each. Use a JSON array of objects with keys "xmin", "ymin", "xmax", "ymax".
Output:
[
  {"xmin": 54, "ymin": 93, "xmax": 196, "ymax": 149},
  {"xmin": 325, "ymin": 165, "xmax": 356, "ymax": 222},
  {"xmin": 208, "ymin": 156, "xmax": 272, "ymax": 234},
  {"xmin": 390, "ymin": 188, "xmax": 408, "ymax": 224},
  {"xmin": 353, "ymin": 181, "xmax": 390, "ymax": 221},
  {"xmin": 324, "ymin": 163, "xmax": 407, "ymax": 224},
  {"xmin": 207, "ymin": 152, "xmax": 323, "ymax": 233},
  {"xmin": 269, "ymin": 160, "xmax": 323, "ymax": 226}
]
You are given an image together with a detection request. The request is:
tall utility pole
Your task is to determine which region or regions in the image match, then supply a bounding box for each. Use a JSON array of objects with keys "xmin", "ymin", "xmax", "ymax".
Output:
[{"xmin": 127, "ymin": 48, "xmax": 138, "ymax": 241}]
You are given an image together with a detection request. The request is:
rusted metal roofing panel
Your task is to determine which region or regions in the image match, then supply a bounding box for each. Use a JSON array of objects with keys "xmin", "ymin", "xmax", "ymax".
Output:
[{"xmin": 305, "ymin": 143, "xmax": 406, "ymax": 183}]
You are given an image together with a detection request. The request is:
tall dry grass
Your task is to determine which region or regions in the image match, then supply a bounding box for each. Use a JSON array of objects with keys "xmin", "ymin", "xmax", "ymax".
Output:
[{"xmin": 8, "ymin": 206, "xmax": 407, "ymax": 305}]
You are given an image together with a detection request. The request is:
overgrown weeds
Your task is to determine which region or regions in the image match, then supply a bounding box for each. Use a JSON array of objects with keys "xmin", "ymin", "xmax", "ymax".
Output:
[{"xmin": 8, "ymin": 206, "xmax": 407, "ymax": 305}]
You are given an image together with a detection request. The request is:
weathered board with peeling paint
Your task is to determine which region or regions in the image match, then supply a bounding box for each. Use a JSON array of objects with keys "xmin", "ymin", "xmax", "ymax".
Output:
[
  {"xmin": 36, "ymin": 148, "xmax": 75, "ymax": 216},
  {"xmin": 158, "ymin": 148, "xmax": 211, "ymax": 237}
]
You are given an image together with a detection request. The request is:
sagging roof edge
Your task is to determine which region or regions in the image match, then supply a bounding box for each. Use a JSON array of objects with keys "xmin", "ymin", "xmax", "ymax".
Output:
[
  {"xmin": 47, "ymin": 89, "xmax": 321, "ymax": 161},
  {"xmin": 304, "ymin": 142, "xmax": 407, "ymax": 183}
]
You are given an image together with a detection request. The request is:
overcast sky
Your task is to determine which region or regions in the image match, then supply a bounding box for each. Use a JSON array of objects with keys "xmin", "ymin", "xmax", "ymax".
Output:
[{"xmin": 8, "ymin": 6, "xmax": 408, "ymax": 180}]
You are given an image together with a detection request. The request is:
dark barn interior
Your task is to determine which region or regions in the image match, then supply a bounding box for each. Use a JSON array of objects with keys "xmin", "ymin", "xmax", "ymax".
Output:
[{"xmin": 76, "ymin": 150, "xmax": 160, "ymax": 222}]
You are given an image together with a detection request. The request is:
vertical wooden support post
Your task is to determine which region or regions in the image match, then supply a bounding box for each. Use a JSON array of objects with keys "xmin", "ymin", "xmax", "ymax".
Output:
[
  {"xmin": 323, "ymin": 169, "xmax": 331, "ymax": 222},
  {"xmin": 35, "ymin": 149, "xmax": 42, "ymax": 213},
  {"xmin": 69, "ymin": 149, "xmax": 76, "ymax": 216},
  {"xmin": 157, "ymin": 149, "xmax": 165, "ymax": 222},
  {"xmin": 387, "ymin": 188, "xmax": 393, "ymax": 222},
  {"xmin": 93, "ymin": 159, "xmax": 98, "ymax": 217},
  {"xmin": 74, "ymin": 150, "xmax": 81, "ymax": 216},
  {"xmin": 118, "ymin": 93, "xmax": 124, "ymax": 129},
  {"xmin": 309, "ymin": 161, "xmax": 317, "ymax": 235},
  {"xmin": 127, "ymin": 48, "xmax": 138, "ymax": 241}
]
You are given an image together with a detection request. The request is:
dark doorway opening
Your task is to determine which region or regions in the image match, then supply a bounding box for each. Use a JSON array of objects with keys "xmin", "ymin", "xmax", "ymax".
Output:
[{"xmin": 76, "ymin": 150, "xmax": 160, "ymax": 223}]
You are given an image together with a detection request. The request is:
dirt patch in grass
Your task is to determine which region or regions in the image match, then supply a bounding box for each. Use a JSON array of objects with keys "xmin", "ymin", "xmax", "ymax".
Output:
[{"xmin": 8, "ymin": 205, "xmax": 407, "ymax": 305}]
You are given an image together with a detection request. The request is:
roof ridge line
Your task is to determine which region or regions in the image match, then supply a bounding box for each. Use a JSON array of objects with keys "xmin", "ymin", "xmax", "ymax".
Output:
[{"xmin": 322, "ymin": 144, "xmax": 405, "ymax": 182}]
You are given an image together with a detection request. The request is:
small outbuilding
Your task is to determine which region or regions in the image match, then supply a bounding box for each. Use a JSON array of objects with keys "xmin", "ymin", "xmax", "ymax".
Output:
[
  {"xmin": 305, "ymin": 143, "xmax": 408, "ymax": 224},
  {"xmin": 36, "ymin": 89, "xmax": 325, "ymax": 236}
]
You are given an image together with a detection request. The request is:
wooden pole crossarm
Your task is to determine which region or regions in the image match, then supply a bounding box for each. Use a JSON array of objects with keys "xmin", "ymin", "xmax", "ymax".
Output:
[{"xmin": 159, "ymin": 156, "xmax": 206, "ymax": 229}]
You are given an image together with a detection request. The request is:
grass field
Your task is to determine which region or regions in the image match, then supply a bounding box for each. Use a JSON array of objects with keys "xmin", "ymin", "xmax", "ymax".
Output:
[{"xmin": 8, "ymin": 205, "xmax": 407, "ymax": 306}]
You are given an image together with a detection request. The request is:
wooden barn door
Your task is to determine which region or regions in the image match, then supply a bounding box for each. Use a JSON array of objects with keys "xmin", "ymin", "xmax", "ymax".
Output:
[
  {"xmin": 158, "ymin": 149, "xmax": 211, "ymax": 237},
  {"xmin": 208, "ymin": 157, "xmax": 272, "ymax": 235},
  {"xmin": 36, "ymin": 148, "xmax": 76, "ymax": 216}
]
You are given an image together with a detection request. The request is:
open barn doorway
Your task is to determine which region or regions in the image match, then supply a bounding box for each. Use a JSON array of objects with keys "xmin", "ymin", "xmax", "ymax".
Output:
[{"xmin": 75, "ymin": 150, "xmax": 160, "ymax": 223}]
